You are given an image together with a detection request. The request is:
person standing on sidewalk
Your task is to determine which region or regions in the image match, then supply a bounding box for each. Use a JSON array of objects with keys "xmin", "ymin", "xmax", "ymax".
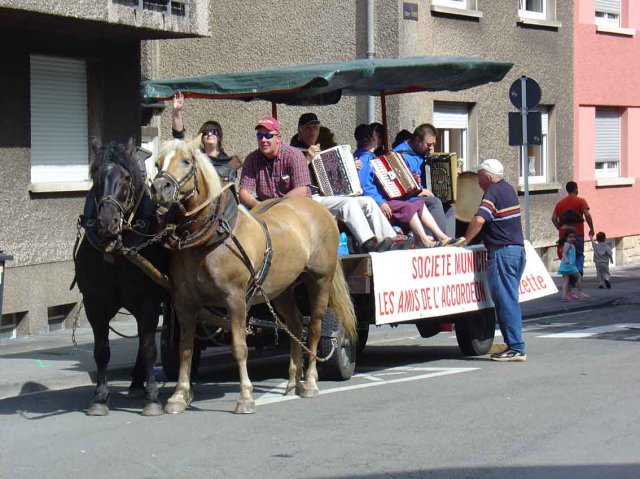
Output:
[
  {"xmin": 558, "ymin": 228, "xmax": 588, "ymax": 301},
  {"xmin": 592, "ymin": 231, "xmax": 614, "ymax": 289},
  {"xmin": 462, "ymin": 159, "xmax": 527, "ymax": 362},
  {"xmin": 552, "ymin": 181, "xmax": 595, "ymax": 278}
]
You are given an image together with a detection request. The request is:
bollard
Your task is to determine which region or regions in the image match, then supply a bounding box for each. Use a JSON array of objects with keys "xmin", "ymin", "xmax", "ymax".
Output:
[{"xmin": 0, "ymin": 250, "xmax": 13, "ymax": 316}]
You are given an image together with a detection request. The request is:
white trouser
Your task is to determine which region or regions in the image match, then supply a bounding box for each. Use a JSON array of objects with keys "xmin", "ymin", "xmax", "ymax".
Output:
[{"xmin": 312, "ymin": 195, "xmax": 396, "ymax": 244}]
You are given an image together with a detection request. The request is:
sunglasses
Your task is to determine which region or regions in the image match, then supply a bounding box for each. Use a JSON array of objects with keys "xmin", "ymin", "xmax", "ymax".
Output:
[
  {"xmin": 201, "ymin": 129, "xmax": 220, "ymax": 137},
  {"xmin": 256, "ymin": 132, "xmax": 277, "ymax": 140}
]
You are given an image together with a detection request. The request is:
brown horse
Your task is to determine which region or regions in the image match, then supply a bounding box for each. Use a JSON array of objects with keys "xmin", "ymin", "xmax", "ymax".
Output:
[{"xmin": 151, "ymin": 139, "xmax": 356, "ymax": 414}]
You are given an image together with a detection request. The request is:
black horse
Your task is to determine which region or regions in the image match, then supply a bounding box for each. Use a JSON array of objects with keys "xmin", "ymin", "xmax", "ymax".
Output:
[{"xmin": 74, "ymin": 139, "xmax": 170, "ymax": 416}]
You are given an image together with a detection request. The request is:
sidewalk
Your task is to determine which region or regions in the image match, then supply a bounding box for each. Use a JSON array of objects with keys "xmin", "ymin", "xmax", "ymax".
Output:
[{"xmin": 1, "ymin": 265, "xmax": 638, "ymax": 401}]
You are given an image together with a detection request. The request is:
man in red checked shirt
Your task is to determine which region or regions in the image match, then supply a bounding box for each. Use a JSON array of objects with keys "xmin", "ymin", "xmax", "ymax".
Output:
[{"xmin": 239, "ymin": 115, "xmax": 312, "ymax": 209}]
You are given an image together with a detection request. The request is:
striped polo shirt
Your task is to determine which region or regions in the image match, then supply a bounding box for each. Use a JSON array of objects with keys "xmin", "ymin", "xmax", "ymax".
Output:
[{"xmin": 475, "ymin": 179, "xmax": 524, "ymax": 249}]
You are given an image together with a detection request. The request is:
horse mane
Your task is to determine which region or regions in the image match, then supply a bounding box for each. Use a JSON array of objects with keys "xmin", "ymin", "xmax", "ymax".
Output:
[
  {"xmin": 158, "ymin": 139, "xmax": 223, "ymax": 202},
  {"xmin": 90, "ymin": 142, "xmax": 145, "ymax": 194}
]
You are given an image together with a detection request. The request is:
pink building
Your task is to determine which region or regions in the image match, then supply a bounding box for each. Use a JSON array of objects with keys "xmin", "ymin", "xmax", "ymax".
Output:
[{"xmin": 574, "ymin": 0, "xmax": 640, "ymax": 263}]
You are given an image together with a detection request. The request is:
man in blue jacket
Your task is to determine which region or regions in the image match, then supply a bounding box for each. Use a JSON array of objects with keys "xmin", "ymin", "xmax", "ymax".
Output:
[{"xmin": 393, "ymin": 123, "xmax": 456, "ymax": 237}]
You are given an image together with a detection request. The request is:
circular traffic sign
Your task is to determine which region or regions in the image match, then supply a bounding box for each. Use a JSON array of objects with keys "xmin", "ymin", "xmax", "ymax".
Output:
[{"xmin": 509, "ymin": 76, "xmax": 541, "ymax": 110}]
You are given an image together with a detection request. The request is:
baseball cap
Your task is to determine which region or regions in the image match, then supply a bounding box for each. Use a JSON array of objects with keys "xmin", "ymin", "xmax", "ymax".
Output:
[
  {"xmin": 255, "ymin": 115, "xmax": 281, "ymax": 132},
  {"xmin": 298, "ymin": 112, "xmax": 320, "ymax": 128},
  {"xmin": 472, "ymin": 158, "xmax": 504, "ymax": 176}
]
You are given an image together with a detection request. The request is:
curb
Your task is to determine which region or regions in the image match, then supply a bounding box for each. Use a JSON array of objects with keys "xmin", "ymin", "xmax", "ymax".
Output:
[{"xmin": 522, "ymin": 297, "xmax": 620, "ymax": 320}]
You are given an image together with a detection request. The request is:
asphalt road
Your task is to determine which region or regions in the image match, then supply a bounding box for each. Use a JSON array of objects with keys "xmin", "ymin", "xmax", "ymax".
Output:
[{"xmin": 1, "ymin": 302, "xmax": 639, "ymax": 479}]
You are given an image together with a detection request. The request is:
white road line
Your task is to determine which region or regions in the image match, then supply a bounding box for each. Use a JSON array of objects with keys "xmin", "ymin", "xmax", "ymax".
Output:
[
  {"xmin": 255, "ymin": 367, "xmax": 479, "ymax": 407},
  {"xmin": 538, "ymin": 323, "xmax": 639, "ymax": 339},
  {"xmin": 523, "ymin": 322, "xmax": 578, "ymax": 332},
  {"xmin": 523, "ymin": 309, "xmax": 592, "ymax": 322}
]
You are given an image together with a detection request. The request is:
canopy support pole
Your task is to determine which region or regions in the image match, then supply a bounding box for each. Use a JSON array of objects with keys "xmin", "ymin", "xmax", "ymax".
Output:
[
  {"xmin": 380, "ymin": 92, "xmax": 389, "ymax": 153},
  {"xmin": 271, "ymin": 102, "xmax": 278, "ymax": 119}
]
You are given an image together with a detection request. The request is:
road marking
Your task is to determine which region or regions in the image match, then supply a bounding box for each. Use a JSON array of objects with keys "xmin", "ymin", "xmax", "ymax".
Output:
[
  {"xmin": 523, "ymin": 322, "xmax": 578, "ymax": 332},
  {"xmin": 537, "ymin": 323, "xmax": 639, "ymax": 339},
  {"xmin": 523, "ymin": 309, "xmax": 592, "ymax": 322},
  {"xmin": 34, "ymin": 359, "xmax": 50, "ymax": 368},
  {"xmin": 255, "ymin": 367, "xmax": 479, "ymax": 407}
]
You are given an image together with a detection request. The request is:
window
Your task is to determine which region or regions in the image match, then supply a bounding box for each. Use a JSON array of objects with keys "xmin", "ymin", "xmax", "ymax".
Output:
[
  {"xmin": 30, "ymin": 55, "xmax": 89, "ymax": 184},
  {"xmin": 595, "ymin": 107, "xmax": 621, "ymax": 179},
  {"xmin": 518, "ymin": 0, "xmax": 546, "ymax": 20},
  {"xmin": 433, "ymin": 102, "xmax": 468, "ymax": 169},
  {"xmin": 519, "ymin": 106, "xmax": 550, "ymax": 184},
  {"xmin": 432, "ymin": 0, "xmax": 469, "ymax": 9},
  {"xmin": 595, "ymin": 0, "xmax": 620, "ymax": 27}
]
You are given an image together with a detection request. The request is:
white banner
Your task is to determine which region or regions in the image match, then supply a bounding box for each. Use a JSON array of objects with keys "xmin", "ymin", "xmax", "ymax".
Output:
[{"xmin": 370, "ymin": 241, "xmax": 557, "ymax": 325}]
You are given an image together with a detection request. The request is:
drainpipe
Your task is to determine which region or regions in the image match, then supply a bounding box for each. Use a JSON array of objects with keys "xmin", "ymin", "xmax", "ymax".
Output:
[{"xmin": 366, "ymin": 0, "xmax": 375, "ymax": 123}]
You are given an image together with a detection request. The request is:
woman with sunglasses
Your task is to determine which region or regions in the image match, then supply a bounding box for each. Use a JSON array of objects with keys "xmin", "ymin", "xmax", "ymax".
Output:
[{"xmin": 171, "ymin": 92, "xmax": 241, "ymax": 183}]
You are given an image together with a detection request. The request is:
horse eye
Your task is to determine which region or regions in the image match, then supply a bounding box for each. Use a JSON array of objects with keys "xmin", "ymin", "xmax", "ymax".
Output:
[{"xmin": 181, "ymin": 158, "xmax": 190, "ymax": 166}]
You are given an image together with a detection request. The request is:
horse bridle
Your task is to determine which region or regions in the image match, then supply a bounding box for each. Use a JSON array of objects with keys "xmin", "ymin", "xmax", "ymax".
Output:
[
  {"xmin": 155, "ymin": 160, "xmax": 198, "ymax": 206},
  {"xmin": 95, "ymin": 165, "xmax": 143, "ymax": 233}
]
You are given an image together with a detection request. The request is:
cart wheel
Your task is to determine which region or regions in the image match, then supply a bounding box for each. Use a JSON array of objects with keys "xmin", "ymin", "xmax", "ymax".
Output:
[
  {"xmin": 415, "ymin": 321, "xmax": 441, "ymax": 339},
  {"xmin": 455, "ymin": 308, "xmax": 496, "ymax": 356},
  {"xmin": 356, "ymin": 321, "xmax": 369, "ymax": 356},
  {"xmin": 318, "ymin": 308, "xmax": 356, "ymax": 381},
  {"xmin": 160, "ymin": 306, "xmax": 202, "ymax": 381}
]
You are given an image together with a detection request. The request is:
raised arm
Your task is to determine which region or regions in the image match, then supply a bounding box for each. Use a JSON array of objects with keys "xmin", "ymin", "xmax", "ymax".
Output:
[{"xmin": 172, "ymin": 91, "xmax": 185, "ymax": 136}]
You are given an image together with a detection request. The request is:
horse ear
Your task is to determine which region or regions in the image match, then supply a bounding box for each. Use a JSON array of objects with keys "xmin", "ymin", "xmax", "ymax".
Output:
[
  {"xmin": 124, "ymin": 136, "xmax": 136, "ymax": 157},
  {"xmin": 91, "ymin": 137, "xmax": 102, "ymax": 154}
]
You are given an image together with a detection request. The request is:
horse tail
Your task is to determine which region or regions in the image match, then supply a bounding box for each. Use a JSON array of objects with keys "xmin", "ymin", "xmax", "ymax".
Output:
[{"xmin": 327, "ymin": 259, "xmax": 357, "ymax": 341}]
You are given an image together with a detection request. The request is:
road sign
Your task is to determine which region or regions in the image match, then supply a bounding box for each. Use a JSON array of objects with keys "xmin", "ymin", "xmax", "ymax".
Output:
[
  {"xmin": 508, "ymin": 111, "xmax": 542, "ymax": 146},
  {"xmin": 509, "ymin": 76, "xmax": 541, "ymax": 110}
]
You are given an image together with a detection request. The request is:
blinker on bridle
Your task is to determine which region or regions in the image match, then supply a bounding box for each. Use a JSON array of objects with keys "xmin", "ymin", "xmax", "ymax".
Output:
[{"xmin": 155, "ymin": 156, "xmax": 199, "ymax": 207}]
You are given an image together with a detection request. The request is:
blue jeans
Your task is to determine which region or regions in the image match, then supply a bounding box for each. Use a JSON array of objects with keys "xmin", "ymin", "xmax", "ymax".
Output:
[{"xmin": 487, "ymin": 245, "xmax": 527, "ymax": 354}]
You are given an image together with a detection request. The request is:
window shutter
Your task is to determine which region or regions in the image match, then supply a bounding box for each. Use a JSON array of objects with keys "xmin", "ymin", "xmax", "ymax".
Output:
[
  {"xmin": 433, "ymin": 102, "xmax": 468, "ymax": 129},
  {"xmin": 30, "ymin": 54, "xmax": 88, "ymax": 181},
  {"xmin": 595, "ymin": 108, "xmax": 620, "ymax": 163},
  {"xmin": 595, "ymin": 0, "xmax": 620, "ymax": 14}
]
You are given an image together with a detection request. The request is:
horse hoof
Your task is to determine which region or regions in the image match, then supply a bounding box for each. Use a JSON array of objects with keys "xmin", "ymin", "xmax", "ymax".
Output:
[
  {"xmin": 233, "ymin": 400, "xmax": 256, "ymax": 414},
  {"xmin": 141, "ymin": 402, "xmax": 164, "ymax": 417},
  {"xmin": 86, "ymin": 403, "xmax": 109, "ymax": 416},
  {"xmin": 301, "ymin": 387, "xmax": 319, "ymax": 399},
  {"xmin": 164, "ymin": 401, "xmax": 186, "ymax": 414},
  {"xmin": 127, "ymin": 388, "xmax": 145, "ymax": 400}
]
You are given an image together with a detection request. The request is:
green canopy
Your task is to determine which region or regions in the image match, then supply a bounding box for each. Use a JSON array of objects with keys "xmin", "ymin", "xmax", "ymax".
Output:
[{"xmin": 142, "ymin": 56, "xmax": 513, "ymax": 106}]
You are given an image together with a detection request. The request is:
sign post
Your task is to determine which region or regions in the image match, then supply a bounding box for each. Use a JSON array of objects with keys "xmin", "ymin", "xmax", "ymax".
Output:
[{"xmin": 509, "ymin": 76, "xmax": 541, "ymax": 241}]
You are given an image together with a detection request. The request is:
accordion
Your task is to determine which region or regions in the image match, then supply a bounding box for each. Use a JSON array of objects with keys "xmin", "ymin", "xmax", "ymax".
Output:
[
  {"xmin": 422, "ymin": 152, "xmax": 458, "ymax": 205},
  {"xmin": 370, "ymin": 152, "xmax": 420, "ymax": 200},
  {"xmin": 311, "ymin": 145, "xmax": 363, "ymax": 197}
]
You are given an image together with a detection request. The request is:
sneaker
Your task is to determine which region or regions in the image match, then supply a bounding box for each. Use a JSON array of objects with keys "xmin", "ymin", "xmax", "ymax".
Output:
[
  {"xmin": 605, "ymin": 279, "xmax": 611, "ymax": 289},
  {"xmin": 362, "ymin": 237, "xmax": 394, "ymax": 253},
  {"xmin": 490, "ymin": 349, "xmax": 527, "ymax": 362}
]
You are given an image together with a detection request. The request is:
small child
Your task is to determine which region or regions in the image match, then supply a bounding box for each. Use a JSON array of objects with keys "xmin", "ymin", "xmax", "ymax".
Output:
[
  {"xmin": 558, "ymin": 229, "xmax": 589, "ymax": 301},
  {"xmin": 592, "ymin": 231, "xmax": 614, "ymax": 289}
]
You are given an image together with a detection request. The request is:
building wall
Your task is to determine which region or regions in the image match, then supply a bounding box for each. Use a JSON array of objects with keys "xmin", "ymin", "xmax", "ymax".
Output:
[
  {"xmin": 0, "ymin": 30, "xmax": 142, "ymax": 334},
  {"xmin": 574, "ymin": 0, "xmax": 640, "ymax": 244},
  {"xmin": 147, "ymin": 0, "xmax": 396, "ymax": 157}
]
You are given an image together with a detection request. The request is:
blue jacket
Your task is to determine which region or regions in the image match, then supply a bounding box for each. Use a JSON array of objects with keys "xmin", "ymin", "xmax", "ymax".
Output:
[{"xmin": 354, "ymin": 148, "xmax": 386, "ymax": 206}]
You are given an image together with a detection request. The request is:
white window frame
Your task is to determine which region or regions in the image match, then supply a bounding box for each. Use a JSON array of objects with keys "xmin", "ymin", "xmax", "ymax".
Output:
[
  {"xmin": 595, "ymin": 107, "xmax": 621, "ymax": 179},
  {"xmin": 433, "ymin": 102, "xmax": 468, "ymax": 169},
  {"xmin": 432, "ymin": 0, "xmax": 467, "ymax": 9},
  {"xmin": 30, "ymin": 54, "xmax": 89, "ymax": 184},
  {"xmin": 518, "ymin": 0, "xmax": 546, "ymax": 20},
  {"xmin": 595, "ymin": 0, "xmax": 621, "ymax": 27},
  {"xmin": 519, "ymin": 106, "xmax": 549, "ymax": 185}
]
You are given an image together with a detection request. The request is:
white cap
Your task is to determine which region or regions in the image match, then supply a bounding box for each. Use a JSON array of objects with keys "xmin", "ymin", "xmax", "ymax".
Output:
[{"xmin": 472, "ymin": 158, "xmax": 504, "ymax": 176}]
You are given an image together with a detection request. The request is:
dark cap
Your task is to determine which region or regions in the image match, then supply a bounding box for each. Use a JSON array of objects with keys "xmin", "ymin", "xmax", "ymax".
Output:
[
  {"xmin": 298, "ymin": 112, "xmax": 320, "ymax": 128},
  {"xmin": 354, "ymin": 123, "xmax": 374, "ymax": 143}
]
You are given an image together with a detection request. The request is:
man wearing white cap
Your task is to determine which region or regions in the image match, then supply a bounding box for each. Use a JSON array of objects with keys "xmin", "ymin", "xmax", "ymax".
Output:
[{"xmin": 463, "ymin": 159, "xmax": 527, "ymax": 362}]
